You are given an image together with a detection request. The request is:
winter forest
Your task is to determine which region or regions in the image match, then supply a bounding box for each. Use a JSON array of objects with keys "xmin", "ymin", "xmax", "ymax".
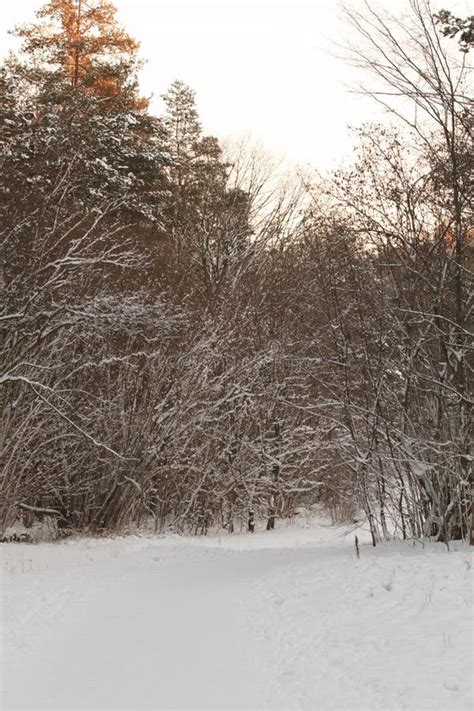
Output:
[
  {"xmin": 1, "ymin": 1, "xmax": 473, "ymax": 709},
  {"xmin": 0, "ymin": 0, "xmax": 472, "ymax": 545}
]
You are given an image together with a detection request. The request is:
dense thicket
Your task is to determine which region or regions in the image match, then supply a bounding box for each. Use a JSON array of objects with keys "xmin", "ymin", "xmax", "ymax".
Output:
[{"xmin": 1, "ymin": 0, "xmax": 472, "ymax": 542}]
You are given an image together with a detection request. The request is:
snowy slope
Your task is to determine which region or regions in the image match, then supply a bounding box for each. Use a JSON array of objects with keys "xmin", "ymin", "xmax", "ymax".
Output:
[{"xmin": 1, "ymin": 520, "xmax": 472, "ymax": 710}]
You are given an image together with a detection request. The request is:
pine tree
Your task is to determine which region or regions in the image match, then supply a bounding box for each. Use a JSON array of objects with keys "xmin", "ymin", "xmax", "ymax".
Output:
[
  {"xmin": 162, "ymin": 80, "xmax": 201, "ymax": 165},
  {"xmin": 8, "ymin": 0, "xmax": 168, "ymax": 222},
  {"xmin": 14, "ymin": 0, "xmax": 147, "ymax": 108},
  {"xmin": 161, "ymin": 80, "xmax": 252, "ymax": 300}
]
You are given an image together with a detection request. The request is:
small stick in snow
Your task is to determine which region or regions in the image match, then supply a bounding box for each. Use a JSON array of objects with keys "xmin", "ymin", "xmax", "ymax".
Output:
[
  {"xmin": 355, "ymin": 535, "xmax": 360, "ymax": 559},
  {"xmin": 248, "ymin": 510, "xmax": 255, "ymax": 533}
]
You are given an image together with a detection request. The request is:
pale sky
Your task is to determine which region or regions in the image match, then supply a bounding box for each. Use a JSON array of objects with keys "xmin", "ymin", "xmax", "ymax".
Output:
[{"xmin": 1, "ymin": 0, "xmax": 472, "ymax": 171}]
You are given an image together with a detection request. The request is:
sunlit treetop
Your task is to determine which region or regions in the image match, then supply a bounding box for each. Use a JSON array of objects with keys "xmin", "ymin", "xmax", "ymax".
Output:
[{"xmin": 13, "ymin": 0, "xmax": 148, "ymax": 109}]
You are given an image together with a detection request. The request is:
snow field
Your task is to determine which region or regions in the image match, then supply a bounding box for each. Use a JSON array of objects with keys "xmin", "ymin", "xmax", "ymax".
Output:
[{"xmin": 1, "ymin": 521, "xmax": 472, "ymax": 710}]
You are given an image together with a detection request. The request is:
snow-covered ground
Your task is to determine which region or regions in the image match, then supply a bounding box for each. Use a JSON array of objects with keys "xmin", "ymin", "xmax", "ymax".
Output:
[{"xmin": 1, "ymin": 516, "xmax": 472, "ymax": 710}]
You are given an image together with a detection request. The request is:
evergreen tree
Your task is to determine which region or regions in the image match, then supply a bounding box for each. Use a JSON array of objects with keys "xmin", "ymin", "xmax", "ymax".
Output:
[
  {"xmin": 162, "ymin": 80, "xmax": 201, "ymax": 166},
  {"xmin": 8, "ymin": 0, "xmax": 168, "ymax": 222},
  {"xmin": 14, "ymin": 0, "xmax": 147, "ymax": 107},
  {"xmin": 161, "ymin": 80, "xmax": 252, "ymax": 299}
]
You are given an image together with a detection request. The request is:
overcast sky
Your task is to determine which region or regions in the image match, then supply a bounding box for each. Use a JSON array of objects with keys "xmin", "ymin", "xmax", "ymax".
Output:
[{"xmin": 1, "ymin": 0, "xmax": 472, "ymax": 171}]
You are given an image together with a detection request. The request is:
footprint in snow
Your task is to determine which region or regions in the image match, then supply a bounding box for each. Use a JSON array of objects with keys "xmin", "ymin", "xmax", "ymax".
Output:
[{"xmin": 443, "ymin": 681, "xmax": 460, "ymax": 692}]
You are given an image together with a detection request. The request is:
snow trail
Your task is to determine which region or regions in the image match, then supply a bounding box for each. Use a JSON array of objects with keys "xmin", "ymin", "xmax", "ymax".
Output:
[{"xmin": 1, "ymin": 528, "xmax": 472, "ymax": 710}]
